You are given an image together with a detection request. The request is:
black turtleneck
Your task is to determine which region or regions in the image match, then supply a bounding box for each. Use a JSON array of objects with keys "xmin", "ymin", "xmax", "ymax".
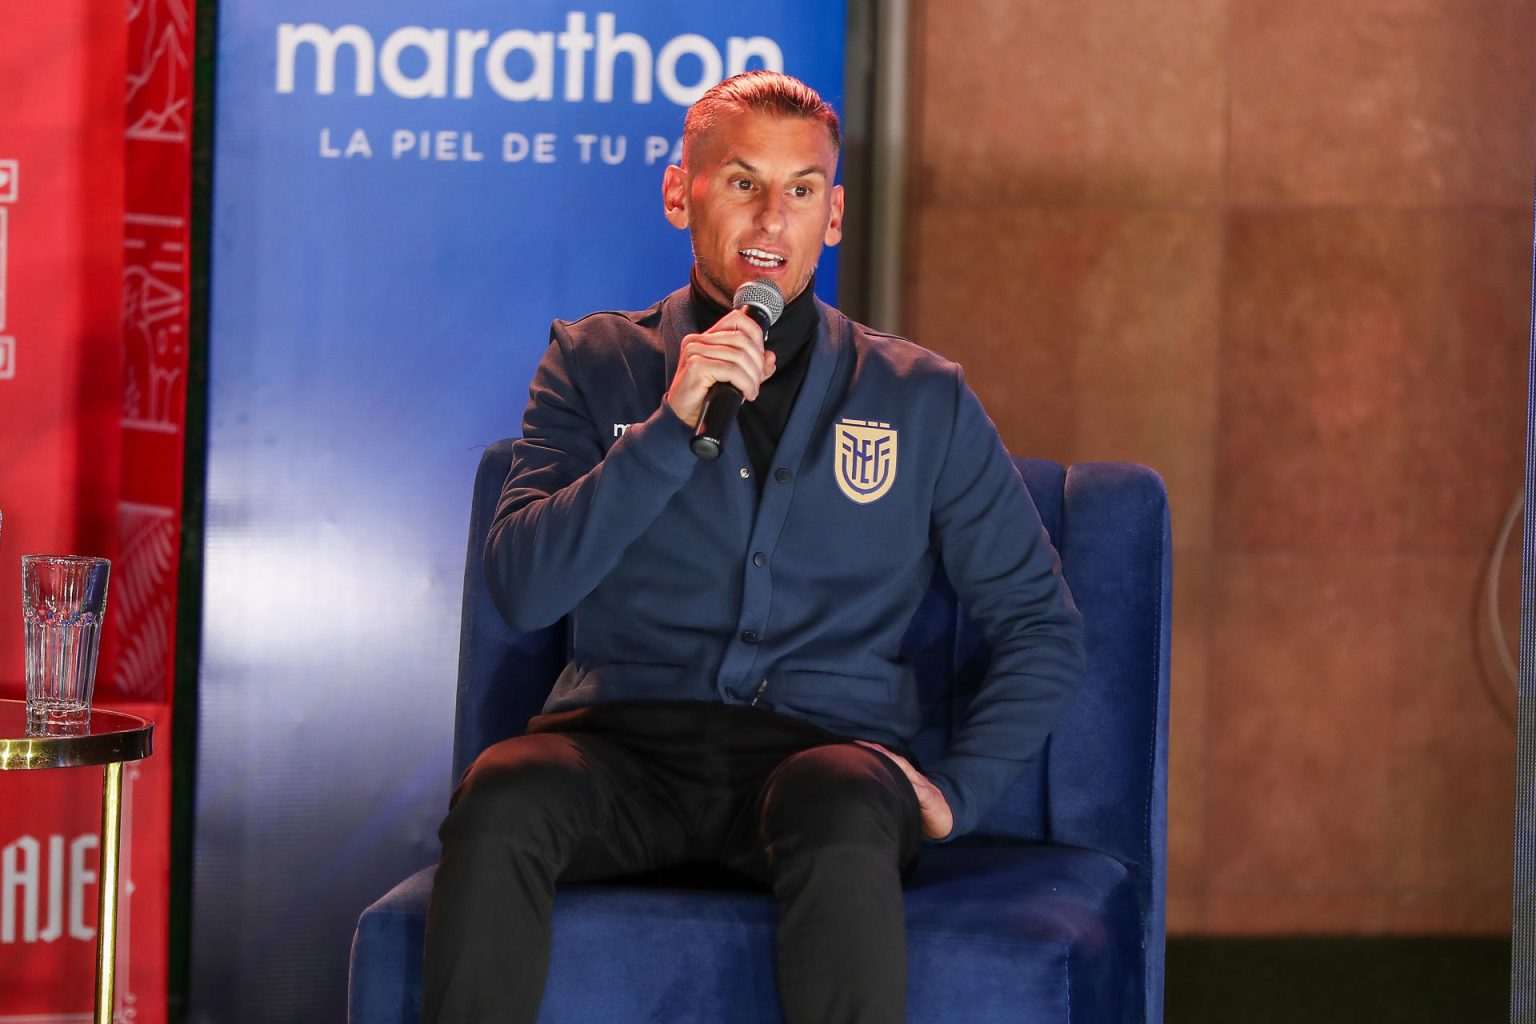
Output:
[{"xmin": 688, "ymin": 269, "xmax": 819, "ymax": 489}]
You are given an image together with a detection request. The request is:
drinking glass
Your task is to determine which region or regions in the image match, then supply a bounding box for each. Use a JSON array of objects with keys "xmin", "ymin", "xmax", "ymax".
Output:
[{"xmin": 22, "ymin": 555, "xmax": 110, "ymax": 727}]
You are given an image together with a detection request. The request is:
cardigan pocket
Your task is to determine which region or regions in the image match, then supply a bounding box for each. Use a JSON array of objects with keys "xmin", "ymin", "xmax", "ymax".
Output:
[
  {"xmin": 546, "ymin": 660, "xmax": 703, "ymax": 710},
  {"xmin": 776, "ymin": 669, "xmax": 895, "ymax": 712}
]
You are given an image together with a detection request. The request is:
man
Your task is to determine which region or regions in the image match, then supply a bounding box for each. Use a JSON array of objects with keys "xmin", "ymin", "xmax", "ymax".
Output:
[{"xmin": 422, "ymin": 71, "xmax": 1084, "ymax": 1023}]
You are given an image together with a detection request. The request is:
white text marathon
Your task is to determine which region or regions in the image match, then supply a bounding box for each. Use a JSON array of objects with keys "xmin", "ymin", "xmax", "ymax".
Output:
[{"xmin": 279, "ymin": 16, "xmax": 784, "ymax": 106}]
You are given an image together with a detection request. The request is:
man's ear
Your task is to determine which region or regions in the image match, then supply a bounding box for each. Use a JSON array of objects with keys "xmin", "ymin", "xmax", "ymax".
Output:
[
  {"xmin": 823, "ymin": 183, "xmax": 845, "ymax": 246},
  {"xmin": 662, "ymin": 165, "xmax": 690, "ymax": 230}
]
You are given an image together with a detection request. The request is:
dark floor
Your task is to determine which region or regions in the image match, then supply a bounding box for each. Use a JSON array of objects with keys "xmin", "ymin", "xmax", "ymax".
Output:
[{"xmin": 1167, "ymin": 937, "xmax": 1510, "ymax": 1023}]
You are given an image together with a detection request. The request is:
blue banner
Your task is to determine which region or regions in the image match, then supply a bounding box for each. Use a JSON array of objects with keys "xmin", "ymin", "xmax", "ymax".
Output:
[{"xmin": 196, "ymin": 3, "xmax": 847, "ymax": 1020}]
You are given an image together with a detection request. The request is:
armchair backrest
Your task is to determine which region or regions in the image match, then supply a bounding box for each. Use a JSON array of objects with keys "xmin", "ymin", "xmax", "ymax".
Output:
[{"xmin": 453, "ymin": 442, "xmax": 1169, "ymax": 887}]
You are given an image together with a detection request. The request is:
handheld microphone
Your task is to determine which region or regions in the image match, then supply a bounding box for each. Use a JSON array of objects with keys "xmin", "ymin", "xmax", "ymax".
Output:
[{"xmin": 690, "ymin": 280, "xmax": 785, "ymax": 460}]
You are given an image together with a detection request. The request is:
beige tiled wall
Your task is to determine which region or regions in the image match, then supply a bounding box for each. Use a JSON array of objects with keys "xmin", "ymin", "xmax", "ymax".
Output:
[{"xmin": 905, "ymin": 0, "xmax": 1534, "ymax": 933}]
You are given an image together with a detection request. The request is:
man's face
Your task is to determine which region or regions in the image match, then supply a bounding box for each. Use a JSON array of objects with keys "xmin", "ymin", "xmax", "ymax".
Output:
[{"xmin": 663, "ymin": 110, "xmax": 844, "ymax": 308}]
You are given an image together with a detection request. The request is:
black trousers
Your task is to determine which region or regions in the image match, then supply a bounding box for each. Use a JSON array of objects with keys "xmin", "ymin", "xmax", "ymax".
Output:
[{"xmin": 421, "ymin": 701, "xmax": 923, "ymax": 1024}]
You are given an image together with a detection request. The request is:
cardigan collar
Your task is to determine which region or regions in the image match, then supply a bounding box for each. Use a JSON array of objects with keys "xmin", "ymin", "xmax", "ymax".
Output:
[{"xmin": 661, "ymin": 283, "xmax": 847, "ymax": 480}]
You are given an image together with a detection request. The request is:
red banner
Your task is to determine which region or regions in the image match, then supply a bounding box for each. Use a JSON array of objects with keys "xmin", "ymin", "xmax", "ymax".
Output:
[
  {"xmin": 0, "ymin": 703, "xmax": 171, "ymax": 1024},
  {"xmin": 0, "ymin": 3, "xmax": 125, "ymax": 668},
  {"xmin": 0, "ymin": 1, "xmax": 190, "ymax": 1018},
  {"xmin": 0, "ymin": 0, "xmax": 190, "ymax": 700},
  {"xmin": 116, "ymin": 0, "xmax": 192, "ymax": 704}
]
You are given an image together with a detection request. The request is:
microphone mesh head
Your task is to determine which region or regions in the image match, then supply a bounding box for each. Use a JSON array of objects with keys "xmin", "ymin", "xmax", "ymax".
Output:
[{"xmin": 733, "ymin": 280, "xmax": 785, "ymax": 326}]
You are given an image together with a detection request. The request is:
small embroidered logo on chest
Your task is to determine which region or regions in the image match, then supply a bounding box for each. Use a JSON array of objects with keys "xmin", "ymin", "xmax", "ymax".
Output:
[{"xmin": 834, "ymin": 418, "xmax": 898, "ymax": 504}]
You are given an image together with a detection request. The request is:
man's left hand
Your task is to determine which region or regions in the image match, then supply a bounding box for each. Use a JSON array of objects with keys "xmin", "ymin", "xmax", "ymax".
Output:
[{"xmin": 855, "ymin": 741, "xmax": 953, "ymax": 841}]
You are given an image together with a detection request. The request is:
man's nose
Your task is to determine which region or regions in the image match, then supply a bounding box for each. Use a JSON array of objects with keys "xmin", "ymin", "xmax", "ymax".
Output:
[{"xmin": 754, "ymin": 192, "xmax": 786, "ymax": 233}]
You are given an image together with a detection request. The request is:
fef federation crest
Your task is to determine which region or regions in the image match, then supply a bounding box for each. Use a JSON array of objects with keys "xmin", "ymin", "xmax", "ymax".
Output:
[{"xmin": 834, "ymin": 418, "xmax": 898, "ymax": 504}]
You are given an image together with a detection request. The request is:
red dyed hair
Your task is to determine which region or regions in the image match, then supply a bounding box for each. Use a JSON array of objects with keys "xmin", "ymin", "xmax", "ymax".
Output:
[{"xmin": 683, "ymin": 71, "xmax": 842, "ymax": 167}]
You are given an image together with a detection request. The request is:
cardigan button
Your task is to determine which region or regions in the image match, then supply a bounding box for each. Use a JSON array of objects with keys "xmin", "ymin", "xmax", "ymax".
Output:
[
  {"xmin": 774, "ymin": 468, "xmax": 792, "ymax": 483},
  {"xmin": 740, "ymin": 630, "xmax": 760, "ymax": 644},
  {"xmin": 752, "ymin": 552, "xmax": 766, "ymax": 568}
]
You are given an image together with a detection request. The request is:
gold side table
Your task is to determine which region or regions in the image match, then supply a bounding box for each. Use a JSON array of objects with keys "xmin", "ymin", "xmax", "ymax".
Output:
[{"xmin": 0, "ymin": 698, "xmax": 154, "ymax": 1024}]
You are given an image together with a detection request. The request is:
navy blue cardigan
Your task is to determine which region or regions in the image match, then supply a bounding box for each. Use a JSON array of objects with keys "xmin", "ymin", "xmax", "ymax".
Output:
[{"xmin": 485, "ymin": 286, "xmax": 1085, "ymax": 839}]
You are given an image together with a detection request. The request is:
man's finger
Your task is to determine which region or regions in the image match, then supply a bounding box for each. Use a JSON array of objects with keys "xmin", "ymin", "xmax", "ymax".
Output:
[
  {"xmin": 855, "ymin": 740, "xmax": 953, "ymax": 840},
  {"xmin": 854, "ymin": 740, "xmax": 920, "ymax": 787},
  {"xmin": 703, "ymin": 309, "xmax": 766, "ymax": 347}
]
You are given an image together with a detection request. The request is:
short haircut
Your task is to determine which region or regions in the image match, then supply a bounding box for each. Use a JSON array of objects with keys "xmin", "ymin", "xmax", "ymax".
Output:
[{"xmin": 683, "ymin": 71, "xmax": 842, "ymax": 168}]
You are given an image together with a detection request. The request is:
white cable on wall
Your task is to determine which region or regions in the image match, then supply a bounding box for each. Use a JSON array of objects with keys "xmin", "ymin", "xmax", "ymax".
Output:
[{"xmin": 1492, "ymin": 490, "xmax": 1524, "ymax": 692}]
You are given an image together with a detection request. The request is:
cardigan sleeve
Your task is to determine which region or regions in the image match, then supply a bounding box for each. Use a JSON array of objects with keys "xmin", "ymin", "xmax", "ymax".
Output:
[
  {"xmin": 922, "ymin": 366, "xmax": 1087, "ymax": 840},
  {"xmin": 483, "ymin": 321, "xmax": 699, "ymax": 631}
]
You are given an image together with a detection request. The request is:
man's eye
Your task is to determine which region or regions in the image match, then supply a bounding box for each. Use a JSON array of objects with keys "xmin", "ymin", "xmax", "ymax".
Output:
[
  {"xmin": 732, "ymin": 179, "xmax": 753, "ymax": 191},
  {"xmin": 791, "ymin": 186, "xmax": 811, "ymax": 198}
]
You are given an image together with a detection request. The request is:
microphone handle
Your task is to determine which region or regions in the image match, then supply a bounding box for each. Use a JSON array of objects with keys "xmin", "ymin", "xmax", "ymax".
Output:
[{"xmin": 691, "ymin": 381, "xmax": 742, "ymax": 460}]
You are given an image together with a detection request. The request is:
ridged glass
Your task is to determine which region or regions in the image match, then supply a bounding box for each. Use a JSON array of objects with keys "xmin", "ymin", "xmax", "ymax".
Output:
[{"xmin": 21, "ymin": 555, "xmax": 110, "ymax": 728}]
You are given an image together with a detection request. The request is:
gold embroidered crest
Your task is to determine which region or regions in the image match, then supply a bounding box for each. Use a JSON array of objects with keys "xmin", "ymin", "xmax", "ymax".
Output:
[{"xmin": 834, "ymin": 418, "xmax": 898, "ymax": 504}]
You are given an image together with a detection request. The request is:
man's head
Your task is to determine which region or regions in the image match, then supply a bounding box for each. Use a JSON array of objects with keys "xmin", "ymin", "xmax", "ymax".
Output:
[
  {"xmin": 663, "ymin": 72, "xmax": 845, "ymax": 308},
  {"xmin": 681, "ymin": 71, "xmax": 842, "ymax": 168}
]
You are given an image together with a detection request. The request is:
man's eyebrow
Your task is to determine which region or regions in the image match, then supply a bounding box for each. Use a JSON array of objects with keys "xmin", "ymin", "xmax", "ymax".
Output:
[{"xmin": 724, "ymin": 157, "xmax": 828, "ymax": 179}]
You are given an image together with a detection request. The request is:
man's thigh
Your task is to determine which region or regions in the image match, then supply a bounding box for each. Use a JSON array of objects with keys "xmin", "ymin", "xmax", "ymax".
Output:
[
  {"xmin": 444, "ymin": 730, "xmax": 691, "ymax": 881},
  {"xmin": 719, "ymin": 742, "xmax": 923, "ymax": 884}
]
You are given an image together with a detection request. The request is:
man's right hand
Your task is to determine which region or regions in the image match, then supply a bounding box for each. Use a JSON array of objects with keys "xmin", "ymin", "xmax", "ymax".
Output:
[{"xmin": 665, "ymin": 308, "xmax": 777, "ymax": 426}]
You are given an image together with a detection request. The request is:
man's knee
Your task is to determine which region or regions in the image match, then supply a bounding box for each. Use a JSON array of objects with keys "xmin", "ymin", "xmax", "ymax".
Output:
[
  {"xmin": 439, "ymin": 733, "xmax": 604, "ymax": 851},
  {"xmin": 761, "ymin": 745, "xmax": 916, "ymax": 857}
]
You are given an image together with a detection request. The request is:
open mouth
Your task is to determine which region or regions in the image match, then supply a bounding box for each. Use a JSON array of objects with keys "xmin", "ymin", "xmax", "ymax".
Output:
[{"xmin": 739, "ymin": 247, "xmax": 787, "ymax": 269}]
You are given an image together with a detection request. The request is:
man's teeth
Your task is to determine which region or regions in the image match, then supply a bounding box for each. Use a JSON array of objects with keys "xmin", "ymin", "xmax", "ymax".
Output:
[{"xmin": 740, "ymin": 248, "xmax": 785, "ymax": 268}]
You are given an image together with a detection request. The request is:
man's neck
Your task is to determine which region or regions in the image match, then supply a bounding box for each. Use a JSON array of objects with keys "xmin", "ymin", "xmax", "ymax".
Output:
[{"xmin": 688, "ymin": 268, "xmax": 819, "ymax": 355}]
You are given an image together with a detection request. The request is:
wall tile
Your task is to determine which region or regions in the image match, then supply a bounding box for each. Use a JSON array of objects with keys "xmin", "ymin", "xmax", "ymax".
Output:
[
  {"xmin": 1398, "ymin": 211, "xmax": 1530, "ymax": 549},
  {"xmin": 914, "ymin": 0, "xmax": 1227, "ymax": 206},
  {"xmin": 907, "ymin": 206, "xmax": 1088, "ymax": 462},
  {"xmin": 1218, "ymin": 209, "xmax": 1527, "ymax": 556},
  {"xmin": 1205, "ymin": 551, "xmax": 1397, "ymax": 893},
  {"xmin": 1386, "ymin": 556, "xmax": 1516, "ymax": 895},
  {"xmin": 909, "ymin": 206, "xmax": 1225, "ymax": 489},
  {"xmin": 1389, "ymin": 889, "xmax": 1512, "ymax": 934},
  {"xmin": 1229, "ymin": 1, "xmax": 1536, "ymax": 206},
  {"xmin": 1168, "ymin": 548, "xmax": 1213, "ymax": 901},
  {"xmin": 915, "ymin": 0, "xmax": 1084, "ymax": 206},
  {"xmin": 1080, "ymin": 0, "xmax": 1228, "ymax": 205},
  {"xmin": 1219, "ymin": 210, "xmax": 1417, "ymax": 552},
  {"xmin": 1167, "ymin": 891, "xmax": 1206, "ymax": 934},
  {"xmin": 1073, "ymin": 211, "xmax": 1221, "ymax": 548},
  {"xmin": 1202, "ymin": 891, "xmax": 1391, "ymax": 934}
]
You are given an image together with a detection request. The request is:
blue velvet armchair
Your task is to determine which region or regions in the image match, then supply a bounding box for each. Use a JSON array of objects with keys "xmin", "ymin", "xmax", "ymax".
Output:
[{"xmin": 349, "ymin": 441, "xmax": 1170, "ymax": 1023}]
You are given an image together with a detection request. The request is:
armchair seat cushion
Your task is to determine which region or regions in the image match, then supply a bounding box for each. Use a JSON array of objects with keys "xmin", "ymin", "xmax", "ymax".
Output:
[{"xmin": 350, "ymin": 841, "xmax": 1140, "ymax": 1024}]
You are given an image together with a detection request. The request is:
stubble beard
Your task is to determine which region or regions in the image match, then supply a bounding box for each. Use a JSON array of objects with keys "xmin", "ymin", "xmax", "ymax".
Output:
[{"xmin": 690, "ymin": 232, "xmax": 819, "ymax": 309}]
